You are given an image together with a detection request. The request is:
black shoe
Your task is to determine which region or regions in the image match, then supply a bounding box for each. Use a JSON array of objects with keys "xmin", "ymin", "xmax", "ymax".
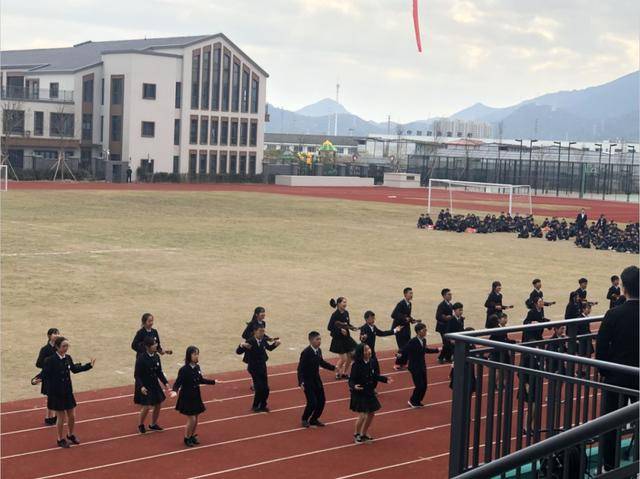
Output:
[
  {"xmin": 252, "ymin": 407, "xmax": 261, "ymax": 413},
  {"xmin": 310, "ymin": 420, "xmax": 325, "ymax": 427},
  {"xmin": 354, "ymin": 433, "xmax": 364, "ymax": 444},
  {"xmin": 148, "ymin": 424, "xmax": 163, "ymax": 431},
  {"xmin": 438, "ymin": 358, "xmax": 445, "ymax": 364},
  {"xmin": 408, "ymin": 401, "xmax": 420, "ymax": 409},
  {"xmin": 66, "ymin": 434, "xmax": 80, "ymax": 445},
  {"xmin": 258, "ymin": 407, "xmax": 270, "ymax": 413},
  {"xmin": 57, "ymin": 439, "xmax": 70, "ymax": 449},
  {"xmin": 138, "ymin": 424, "xmax": 146, "ymax": 434},
  {"xmin": 184, "ymin": 437, "xmax": 194, "ymax": 447},
  {"xmin": 44, "ymin": 417, "xmax": 55, "ymax": 426},
  {"xmin": 190, "ymin": 435, "xmax": 199, "ymax": 445},
  {"xmin": 301, "ymin": 420, "xmax": 310, "ymax": 428},
  {"xmin": 361, "ymin": 434, "xmax": 374, "ymax": 442},
  {"xmin": 341, "ymin": 374, "xmax": 350, "ymax": 380}
]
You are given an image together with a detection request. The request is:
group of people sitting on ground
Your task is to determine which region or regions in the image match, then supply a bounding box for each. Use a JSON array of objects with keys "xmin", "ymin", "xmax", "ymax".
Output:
[{"xmin": 416, "ymin": 208, "xmax": 639, "ymax": 254}]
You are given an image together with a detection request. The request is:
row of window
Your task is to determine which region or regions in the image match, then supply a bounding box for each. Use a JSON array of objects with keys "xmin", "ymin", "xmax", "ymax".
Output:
[
  {"xmin": 190, "ymin": 46, "xmax": 259, "ymax": 113},
  {"xmin": 2, "ymin": 110, "xmax": 74, "ymax": 137},
  {"xmin": 185, "ymin": 117, "xmax": 258, "ymax": 147},
  {"xmin": 185, "ymin": 151, "xmax": 257, "ymax": 175}
]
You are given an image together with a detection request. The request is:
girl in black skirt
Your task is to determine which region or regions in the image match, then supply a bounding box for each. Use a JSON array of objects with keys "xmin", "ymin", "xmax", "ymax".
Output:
[
  {"xmin": 33, "ymin": 327, "xmax": 60, "ymax": 425},
  {"xmin": 328, "ymin": 297, "xmax": 358, "ymax": 380},
  {"xmin": 131, "ymin": 313, "xmax": 173, "ymax": 357},
  {"xmin": 134, "ymin": 336, "xmax": 172, "ymax": 434},
  {"xmin": 41, "ymin": 336, "xmax": 95, "ymax": 448},
  {"xmin": 172, "ymin": 346, "xmax": 217, "ymax": 447},
  {"xmin": 348, "ymin": 343, "xmax": 391, "ymax": 444}
]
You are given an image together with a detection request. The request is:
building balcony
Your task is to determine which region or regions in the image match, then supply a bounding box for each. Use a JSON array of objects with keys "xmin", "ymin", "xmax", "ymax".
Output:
[{"xmin": 1, "ymin": 87, "xmax": 74, "ymax": 103}]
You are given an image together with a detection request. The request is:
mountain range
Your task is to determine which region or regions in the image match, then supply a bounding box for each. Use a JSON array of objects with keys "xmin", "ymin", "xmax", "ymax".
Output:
[{"xmin": 265, "ymin": 71, "xmax": 639, "ymax": 141}]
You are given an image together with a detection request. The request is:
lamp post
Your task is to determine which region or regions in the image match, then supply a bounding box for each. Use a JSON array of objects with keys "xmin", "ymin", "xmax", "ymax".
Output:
[
  {"xmin": 527, "ymin": 139, "xmax": 538, "ymax": 185},
  {"xmin": 627, "ymin": 145, "xmax": 635, "ymax": 202},
  {"xmin": 516, "ymin": 138, "xmax": 523, "ymax": 184},
  {"xmin": 604, "ymin": 143, "xmax": 617, "ymax": 199},
  {"xmin": 553, "ymin": 141, "xmax": 561, "ymax": 196},
  {"xmin": 595, "ymin": 143, "xmax": 603, "ymax": 196},
  {"xmin": 566, "ymin": 141, "xmax": 577, "ymax": 196}
]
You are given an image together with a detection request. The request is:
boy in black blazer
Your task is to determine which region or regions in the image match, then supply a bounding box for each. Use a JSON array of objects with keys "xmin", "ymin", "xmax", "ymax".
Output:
[
  {"xmin": 397, "ymin": 323, "xmax": 439, "ymax": 408},
  {"xmin": 237, "ymin": 325, "xmax": 280, "ymax": 412},
  {"xmin": 297, "ymin": 331, "xmax": 336, "ymax": 427},
  {"xmin": 392, "ymin": 287, "xmax": 419, "ymax": 370},
  {"xmin": 359, "ymin": 310, "xmax": 402, "ymax": 357}
]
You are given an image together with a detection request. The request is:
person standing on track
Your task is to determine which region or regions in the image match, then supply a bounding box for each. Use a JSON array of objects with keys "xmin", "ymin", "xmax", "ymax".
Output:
[
  {"xmin": 33, "ymin": 327, "xmax": 60, "ymax": 426},
  {"xmin": 241, "ymin": 307, "xmax": 276, "ymax": 391},
  {"xmin": 39, "ymin": 336, "xmax": 95, "ymax": 448},
  {"xmin": 484, "ymin": 281, "xmax": 513, "ymax": 327},
  {"xmin": 172, "ymin": 346, "xmax": 217, "ymax": 447},
  {"xmin": 392, "ymin": 287, "xmax": 419, "ymax": 370},
  {"xmin": 606, "ymin": 275, "xmax": 622, "ymax": 309},
  {"xmin": 435, "ymin": 289, "xmax": 454, "ymax": 364},
  {"xmin": 328, "ymin": 297, "xmax": 358, "ymax": 379},
  {"xmin": 131, "ymin": 313, "xmax": 173, "ymax": 358},
  {"xmin": 134, "ymin": 336, "xmax": 172, "ymax": 434},
  {"xmin": 526, "ymin": 279, "xmax": 555, "ymax": 311},
  {"xmin": 398, "ymin": 323, "xmax": 440, "ymax": 408},
  {"xmin": 297, "ymin": 331, "xmax": 335, "ymax": 428},
  {"xmin": 359, "ymin": 310, "xmax": 402, "ymax": 358}
]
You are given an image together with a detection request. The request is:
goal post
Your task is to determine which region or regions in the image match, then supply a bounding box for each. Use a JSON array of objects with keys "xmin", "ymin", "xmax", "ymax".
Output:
[
  {"xmin": 427, "ymin": 178, "xmax": 532, "ymax": 216},
  {"xmin": 0, "ymin": 165, "xmax": 8, "ymax": 192}
]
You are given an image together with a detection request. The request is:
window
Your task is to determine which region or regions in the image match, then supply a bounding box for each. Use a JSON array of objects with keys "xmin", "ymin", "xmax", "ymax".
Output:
[
  {"xmin": 175, "ymin": 82, "xmax": 181, "ymax": 108},
  {"xmin": 220, "ymin": 119, "xmax": 229, "ymax": 145},
  {"xmin": 189, "ymin": 118, "xmax": 198, "ymax": 144},
  {"xmin": 34, "ymin": 150, "xmax": 58, "ymax": 160},
  {"xmin": 3, "ymin": 110, "xmax": 24, "ymax": 134},
  {"xmin": 173, "ymin": 155, "xmax": 180, "ymax": 174},
  {"xmin": 219, "ymin": 152, "xmax": 227, "ymax": 173},
  {"xmin": 240, "ymin": 121, "xmax": 248, "ymax": 146},
  {"xmin": 142, "ymin": 83, "xmax": 156, "ymax": 100},
  {"xmin": 49, "ymin": 82, "xmax": 59, "ymax": 99},
  {"xmin": 189, "ymin": 152, "xmax": 197, "ymax": 176},
  {"xmin": 50, "ymin": 112, "xmax": 74, "ymax": 137},
  {"xmin": 111, "ymin": 77, "xmax": 123, "ymax": 104},
  {"xmin": 209, "ymin": 151, "xmax": 217, "ymax": 175},
  {"xmin": 249, "ymin": 154, "xmax": 256, "ymax": 175},
  {"xmin": 249, "ymin": 121, "xmax": 257, "ymax": 146},
  {"xmin": 141, "ymin": 121, "xmax": 155, "ymax": 138},
  {"xmin": 100, "ymin": 115, "xmax": 104, "ymax": 141},
  {"xmin": 221, "ymin": 52, "xmax": 230, "ymax": 110},
  {"xmin": 239, "ymin": 154, "xmax": 247, "ymax": 175},
  {"xmin": 82, "ymin": 78, "xmax": 94, "ymax": 102},
  {"xmin": 191, "ymin": 50, "xmax": 201, "ymax": 109},
  {"xmin": 199, "ymin": 151, "xmax": 207, "ymax": 174},
  {"xmin": 250, "ymin": 77, "xmax": 259, "ymax": 113},
  {"xmin": 8, "ymin": 150, "xmax": 24, "ymax": 169},
  {"xmin": 110, "ymin": 115, "xmax": 122, "ymax": 141},
  {"xmin": 230, "ymin": 153, "xmax": 237, "ymax": 174},
  {"xmin": 230, "ymin": 120, "xmax": 238, "ymax": 145},
  {"xmin": 101, "ymin": 79, "xmax": 105, "ymax": 105},
  {"xmin": 82, "ymin": 113, "xmax": 93, "ymax": 140},
  {"xmin": 174, "ymin": 119, "xmax": 180, "ymax": 145},
  {"xmin": 34, "ymin": 111, "xmax": 44, "ymax": 136},
  {"xmin": 210, "ymin": 118, "xmax": 219, "ymax": 145},
  {"xmin": 200, "ymin": 117, "xmax": 208, "ymax": 145},
  {"xmin": 201, "ymin": 50, "xmax": 211, "ymax": 109},
  {"xmin": 231, "ymin": 60, "xmax": 240, "ymax": 111},
  {"xmin": 241, "ymin": 69, "xmax": 250, "ymax": 113},
  {"xmin": 211, "ymin": 47, "xmax": 221, "ymax": 110}
]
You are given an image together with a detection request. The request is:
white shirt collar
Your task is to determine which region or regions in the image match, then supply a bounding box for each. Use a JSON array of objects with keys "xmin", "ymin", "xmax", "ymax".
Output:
[
  {"xmin": 56, "ymin": 352, "xmax": 66, "ymax": 359},
  {"xmin": 311, "ymin": 345, "xmax": 319, "ymax": 354}
]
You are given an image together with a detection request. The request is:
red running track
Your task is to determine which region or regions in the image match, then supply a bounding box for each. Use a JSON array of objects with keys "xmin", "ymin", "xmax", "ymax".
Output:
[
  {"xmin": 1, "ymin": 350, "xmax": 461, "ymax": 479},
  {"xmin": 8, "ymin": 181, "xmax": 638, "ymax": 223}
]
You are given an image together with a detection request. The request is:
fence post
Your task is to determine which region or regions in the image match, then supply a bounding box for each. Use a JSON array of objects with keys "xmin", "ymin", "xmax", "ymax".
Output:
[{"xmin": 449, "ymin": 338, "xmax": 470, "ymax": 477}]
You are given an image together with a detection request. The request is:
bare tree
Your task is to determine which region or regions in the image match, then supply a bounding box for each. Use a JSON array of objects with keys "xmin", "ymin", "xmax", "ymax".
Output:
[
  {"xmin": 49, "ymin": 103, "xmax": 76, "ymax": 181},
  {"xmin": 0, "ymin": 99, "xmax": 28, "ymax": 180}
]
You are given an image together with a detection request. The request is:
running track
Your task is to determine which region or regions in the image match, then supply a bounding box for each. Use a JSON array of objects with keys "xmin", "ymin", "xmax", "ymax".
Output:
[{"xmin": 7, "ymin": 182, "xmax": 638, "ymax": 223}]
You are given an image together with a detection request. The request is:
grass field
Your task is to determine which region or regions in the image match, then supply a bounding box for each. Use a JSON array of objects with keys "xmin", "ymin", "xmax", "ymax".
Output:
[{"xmin": 0, "ymin": 190, "xmax": 632, "ymax": 401}]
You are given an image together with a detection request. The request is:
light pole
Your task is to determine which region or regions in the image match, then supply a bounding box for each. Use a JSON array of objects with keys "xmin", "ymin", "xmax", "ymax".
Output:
[
  {"xmin": 566, "ymin": 141, "xmax": 577, "ymax": 196},
  {"xmin": 553, "ymin": 141, "xmax": 561, "ymax": 196},
  {"xmin": 516, "ymin": 139, "xmax": 523, "ymax": 184},
  {"xmin": 627, "ymin": 145, "xmax": 635, "ymax": 202},
  {"xmin": 595, "ymin": 143, "xmax": 602, "ymax": 196},
  {"xmin": 605, "ymin": 143, "xmax": 617, "ymax": 199},
  {"xmin": 527, "ymin": 139, "xmax": 538, "ymax": 185}
]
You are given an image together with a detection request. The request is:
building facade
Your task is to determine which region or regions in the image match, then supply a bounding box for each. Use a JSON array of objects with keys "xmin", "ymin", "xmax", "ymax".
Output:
[{"xmin": 1, "ymin": 34, "xmax": 268, "ymax": 181}]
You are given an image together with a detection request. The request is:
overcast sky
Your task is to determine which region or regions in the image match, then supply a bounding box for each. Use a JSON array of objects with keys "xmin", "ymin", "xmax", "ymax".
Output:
[{"xmin": 1, "ymin": 0, "xmax": 638, "ymax": 122}]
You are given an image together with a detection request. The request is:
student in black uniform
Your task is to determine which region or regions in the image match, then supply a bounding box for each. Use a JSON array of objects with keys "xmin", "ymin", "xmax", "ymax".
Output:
[
  {"xmin": 526, "ymin": 279, "xmax": 556, "ymax": 310},
  {"xmin": 131, "ymin": 313, "xmax": 173, "ymax": 357},
  {"xmin": 487, "ymin": 314, "xmax": 515, "ymax": 363},
  {"xmin": 576, "ymin": 301, "xmax": 594, "ymax": 357},
  {"xmin": 392, "ymin": 287, "xmax": 419, "ymax": 370},
  {"xmin": 297, "ymin": 331, "xmax": 336, "ymax": 428},
  {"xmin": 523, "ymin": 297, "xmax": 550, "ymax": 343},
  {"xmin": 606, "ymin": 275, "xmax": 621, "ymax": 309},
  {"xmin": 237, "ymin": 325, "xmax": 281, "ymax": 412},
  {"xmin": 546, "ymin": 325, "xmax": 567, "ymax": 374},
  {"xmin": 328, "ymin": 297, "xmax": 358, "ymax": 379},
  {"xmin": 435, "ymin": 289, "xmax": 454, "ymax": 364},
  {"xmin": 574, "ymin": 277, "xmax": 597, "ymax": 307},
  {"xmin": 242, "ymin": 307, "xmax": 270, "ymax": 341},
  {"xmin": 134, "ymin": 336, "xmax": 172, "ymax": 434},
  {"xmin": 33, "ymin": 328, "xmax": 60, "ymax": 425},
  {"xmin": 41, "ymin": 336, "xmax": 95, "ymax": 448},
  {"xmin": 349, "ymin": 343, "xmax": 391, "ymax": 444},
  {"xmin": 359, "ymin": 310, "xmax": 402, "ymax": 357},
  {"xmin": 172, "ymin": 346, "xmax": 217, "ymax": 447},
  {"xmin": 397, "ymin": 323, "xmax": 439, "ymax": 408},
  {"xmin": 565, "ymin": 290, "xmax": 581, "ymax": 319},
  {"xmin": 485, "ymin": 281, "xmax": 513, "ymax": 327}
]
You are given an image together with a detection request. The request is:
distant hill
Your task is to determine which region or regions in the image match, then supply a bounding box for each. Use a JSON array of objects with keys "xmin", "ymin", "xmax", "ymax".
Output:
[{"xmin": 295, "ymin": 98, "xmax": 351, "ymax": 117}]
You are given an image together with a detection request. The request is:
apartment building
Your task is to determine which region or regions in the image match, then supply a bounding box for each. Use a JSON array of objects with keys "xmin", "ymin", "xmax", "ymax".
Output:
[{"xmin": 0, "ymin": 34, "xmax": 268, "ymax": 181}]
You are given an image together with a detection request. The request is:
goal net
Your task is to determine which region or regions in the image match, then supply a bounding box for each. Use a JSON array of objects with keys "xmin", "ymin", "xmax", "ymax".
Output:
[{"xmin": 427, "ymin": 178, "xmax": 532, "ymax": 216}]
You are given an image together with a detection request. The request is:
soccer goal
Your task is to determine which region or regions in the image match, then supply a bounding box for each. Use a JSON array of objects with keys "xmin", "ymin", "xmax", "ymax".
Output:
[
  {"xmin": 427, "ymin": 178, "xmax": 532, "ymax": 216},
  {"xmin": 0, "ymin": 165, "xmax": 8, "ymax": 192}
]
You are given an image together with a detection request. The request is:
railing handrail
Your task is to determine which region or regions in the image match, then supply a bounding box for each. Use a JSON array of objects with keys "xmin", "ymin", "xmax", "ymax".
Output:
[
  {"xmin": 451, "ymin": 402, "xmax": 639, "ymax": 479},
  {"xmin": 450, "ymin": 314, "xmax": 605, "ymax": 337}
]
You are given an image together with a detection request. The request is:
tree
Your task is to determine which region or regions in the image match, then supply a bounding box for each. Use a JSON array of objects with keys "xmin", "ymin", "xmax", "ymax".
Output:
[
  {"xmin": 0, "ymin": 99, "xmax": 28, "ymax": 180},
  {"xmin": 49, "ymin": 103, "xmax": 76, "ymax": 181}
]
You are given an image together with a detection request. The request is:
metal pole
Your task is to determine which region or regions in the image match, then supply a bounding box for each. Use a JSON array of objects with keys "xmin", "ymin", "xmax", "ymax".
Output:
[
  {"xmin": 527, "ymin": 139, "xmax": 537, "ymax": 185},
  {"xmin": 554, "ymin": 141, "xmax": 561, "ymax": 196},
  {"xmin": 427, "ymin": 178, "xmax": 432, "ymax": 214},
  {"xmin": 595, "ymin": 144, "xmax": 603, "ymax": 197},
  {"xmin": 627, "ymin": 146, "xmax": 635, "ymax": 203},
  {"xmin": 508, "ymin": 187, "xmax": 513, "ymax": 215},
  {"xmin": 449, "ymin": 181, "xmax": 453, "ymax": 213},
  {"xmin": 516, "ymin": 139, "xmax": 523, "ymax": 184},
  {"xmin": 606, "ymin": 144, "xmax": 616, "ymax": 199}
]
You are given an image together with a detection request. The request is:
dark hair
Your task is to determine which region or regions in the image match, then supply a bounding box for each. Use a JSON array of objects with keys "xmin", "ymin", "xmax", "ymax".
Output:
[
  {"xmin": 452, "ymin": 302, "xmax": 463, "ymax": 310},
  {"xmin": 578, "ymin": 277, "xmax": 588, "ymax": 284},
  {"xmin": 308, "ymin": 331, "xmax": 320, "ymax": 340},
  {"xmin": 47, "ymin": 328, "xmax": 59, "ymax": 337},
  {"xmin": 253, "ymin": 323, "xmax": 265, "ymax": 332},
  {"xmin": 251, "ymin": 307, "xmax": 265, "ymax": 323},
  {"xmin": 329, "ymin": 297, "xmax": 346, "ymax": 309},
  {"xmin": 141, "ymin": 313, "xmax": 153, "ymax": 325},
  {"xmin": 621, "ymin": 266, "xmax": 639, "ymax": 298},
  {"xmin": 353, "ymin": 343, "xmax": 367, "ymax": 361},
  {"xmin": 441, "ymin": 288, "xmax": 450, "ymax": 297},
  {"xmin": 486, "ymin": 314, "xmax": 500, "ymax": 328},
  {"xmin": 492, "ymin": 281, "xmax": 501, "ymax": 291},
  {"xmin": 580, "ymin": 301, "xmax": 591, "ymax": 311},
  {"xmin": 185, "ymin": 345, "xmax": 199, "ymax": 364},
  {"xmin": 463, "ymin": 327, "xmax": 475, "ymax": 332},
  {"xmin": 611, "ymin": 275, "xmax": 620, "ymax": 282},
  {"xmin": 364, "ymin": 310, "xmax": 375, "ymax": 320},
  {"xmin": 143, "ymin": 336, "xmax": 157, "ymax": 348},
  {"xmin": 569, "ymin": 290, "xmax": 578, "ymax": 301},
  {"xmin": 403, "ymin": 287, "xmax": 413, "ymax": 295},
  {"xmin": 415, "ymin": 323, "xmax": 426, "ymax": 334},
  {"xmin": 53, "ymin": 336, "xmax": 67, "ymax": 349},
  {"xmin": 532, "ymin": 278, "xmax": 541, "ymax": 285}
]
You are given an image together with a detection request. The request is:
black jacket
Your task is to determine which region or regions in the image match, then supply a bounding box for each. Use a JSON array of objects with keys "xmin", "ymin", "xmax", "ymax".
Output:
[
  {"xmin": 359, "ymin": 324, "xmax": 395, "ymax": 353},
  {"xmin": 523, "ymin": 308, "xmax": 550, "ymax": 342},
  {"xmin": 241, "ymin": 319, "xmax": 270, "ymax": 341},
  {"xmin": 391, "ymin": 300, "xmax": 413, "ymax": 342},
  {"xmin": 131, "ymin": 328, "xmax": 162, "ymax": 355},
  {"xmin": 606, "ymin": 286, "xmax": 621, "ymax": 309},
  {"xmin": 297, "ymin": 346, "xmax": 335, "ymax": 388},
  {"xmin": 172, "ymin": 364, "xmax": 215, "ymax": 397},
  {"xmin": 236, "ymin": 337, "xmax": 278, "ymax": 370},
  {"xmin": 398, "ymin": 336, "xmax": 439, "ymax": 373},
  {"xmin": 596, "ymin": 300, "xmax": 639, "ymax": 388},
  {"xmin": 435, "ymin": 300, "xmax": 453, "ymax": 334},
  {"xmin": 42, "ymin": 354, "xmax": 92, "ymax": 397},
  {"xmin": 134, "ymin": 352, "xmax": 168, "ymax": 390},
  {"xmin": 348, "ymin": 358, "xmax": 388, "ymax": 396}
]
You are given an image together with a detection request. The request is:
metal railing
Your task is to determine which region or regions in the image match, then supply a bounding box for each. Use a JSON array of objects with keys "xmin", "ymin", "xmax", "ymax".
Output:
[
  {"xmin": 446, "ymin": 316, "xmax": 639, "ymax": 478},
  {"xmin": 1, "ymin": 86, "xmax": 74, "ymax": 103}
]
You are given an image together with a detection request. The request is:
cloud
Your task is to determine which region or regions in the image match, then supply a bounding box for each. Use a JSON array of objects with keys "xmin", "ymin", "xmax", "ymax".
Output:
[{"xmin": 449, "ymin": 0, "xmax": 485, "ymax": 24}]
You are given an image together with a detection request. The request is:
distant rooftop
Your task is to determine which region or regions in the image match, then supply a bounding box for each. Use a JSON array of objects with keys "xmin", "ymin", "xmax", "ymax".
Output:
[
  {"xmin": 265, "ymin": 133, "xmax": 361, "ymax": 146},
  {"xmin": 1, "ymin": 34, "xmax": 268, "ymax": 76}
]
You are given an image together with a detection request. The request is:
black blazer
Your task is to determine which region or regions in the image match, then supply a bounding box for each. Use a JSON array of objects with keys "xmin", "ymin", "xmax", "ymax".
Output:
[
  {"xmin": 327, "ymin": 309, "xmax": 351, "ymax": 338},
  {"xmin": 131, "ymin": 328, "xmax": 162, "ymax": 355},
  {"xmin": 36, "ymin": 343, "xmax": 56, "ymax": 369},
  {"xmin": 391, "ymin": 300, "xmax": 413, "ymax": 342},
  {"xmin": 172, "ymin": 364, "xmax": 215, "ymax": 395},
  {"xmin": 606, "ymin": 286, "xmax": 621, "ymax": 309},
  {"xmin": 348, "ymin": 358, "xmax": 388, "ymax": 396},
  {"xmin": 241, "ymin": 320, "xmax": 270, "ymax": 341},
  {"xmin": 596, "ymin": 300, "xmax": 639, "ymax": 388},
  {"xmin": 297, "ymin": 346, "xmax": 335, "ymax": 388},
  {"xmin": 485, "ymin": 291, "xmax": 503, "ymax": 320},
  {"xmin": 435, "ymin": 300, "xmax": 453, "ymax": 334},
  {"xmin": 134, "ymin": 352, "xmax": 168, "ymax": 390},
  {"xmin": 523, "ymin": 308, "xmax": 549, "ymax": 342},
  {"xmin": 398, "ymin": 336, "xmax": 439, "ymax": 373},
  {"xmin": 42, "ymin": 354, "xmax": 92, "ymax": 397},
  {"xmin": 236, "ymin": 337, "xmax": 278, "ymax": 370},
  {"xmin": 447, "ymin": 314, "xmax": 465, "ymax": 334},
  {"xmin": 359, "ymin": 324, "xmax": 394, "ymax": 352}
]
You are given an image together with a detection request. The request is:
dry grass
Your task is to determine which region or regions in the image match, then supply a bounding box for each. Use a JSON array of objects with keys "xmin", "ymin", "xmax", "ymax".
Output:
[{"xmin": 0, "ymin": 190, "xmax": 632, "ymax": 401}]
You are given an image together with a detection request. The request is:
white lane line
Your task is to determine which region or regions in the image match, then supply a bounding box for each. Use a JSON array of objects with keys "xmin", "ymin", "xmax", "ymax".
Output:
[
  {"xmin": 334, "ymin": 455, "xmax": 446, "ymax": 479},
  {"xmin": 1, "ymin": 247, "xmax": 181, "ymax": 258}
]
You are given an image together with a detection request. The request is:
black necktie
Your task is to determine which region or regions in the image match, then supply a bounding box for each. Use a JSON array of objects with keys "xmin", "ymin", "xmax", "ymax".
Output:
[{"xmin": 422, "ymin": 339, "xmax": 426, "ymax": 349}]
